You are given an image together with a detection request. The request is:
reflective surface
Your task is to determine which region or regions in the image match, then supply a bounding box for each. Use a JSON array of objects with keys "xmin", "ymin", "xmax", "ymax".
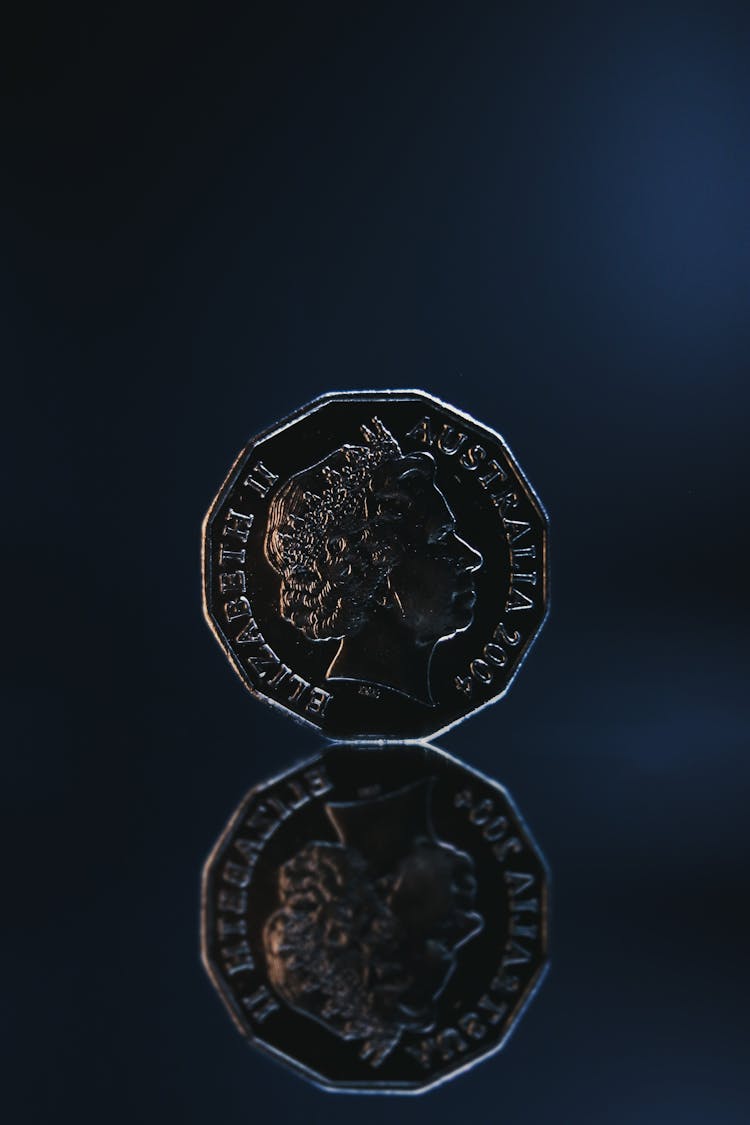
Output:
[
  {"xmin": 202, "ymin": 743, "xmax": 547, "ymax": 1091},
  {"xmin": 7, "ymin": 2, "xmax": 750, "ymax": 1122}
]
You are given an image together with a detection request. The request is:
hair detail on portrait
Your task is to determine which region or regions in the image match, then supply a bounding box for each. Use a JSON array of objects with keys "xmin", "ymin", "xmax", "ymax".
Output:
[
  {"xmin": 263, "ymin": 842, "xmax": 404, "ymax": 1057},
  {"xmin": 264, "ymin": 417, "xmax": 483, "ymax": 704},
  {"xmin": 265, "ymin": 418, "xmax": 409, "ymax": 640}
]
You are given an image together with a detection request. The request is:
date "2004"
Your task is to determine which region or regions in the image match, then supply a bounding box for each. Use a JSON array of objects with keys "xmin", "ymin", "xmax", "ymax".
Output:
[{"xmin": 454, "ymin": 622, "xmax": 522, "ymax": 697}]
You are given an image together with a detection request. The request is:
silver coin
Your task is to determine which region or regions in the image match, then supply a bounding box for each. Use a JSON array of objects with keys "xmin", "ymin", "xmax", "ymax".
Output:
[
  {"xmin": 201, "ymin": 742, "xmax": 548, "ymax": 1092},
  {"xmin": 203, "ymin": 390, "xmax": 548, "ymax": 741}
]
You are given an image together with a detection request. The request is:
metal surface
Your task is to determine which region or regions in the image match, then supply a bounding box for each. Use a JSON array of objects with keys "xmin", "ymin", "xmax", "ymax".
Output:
[
  {"xmin": 202, "ymin": 742, "xmax": 549, "ymax": 1093},
  {"xmin": 203, "ymin": 390, "xmax": 548, "ymax": 741}
]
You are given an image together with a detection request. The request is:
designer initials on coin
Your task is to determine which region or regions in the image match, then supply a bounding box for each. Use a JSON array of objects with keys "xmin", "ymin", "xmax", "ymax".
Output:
[{"xmin": 202, "ymin": 391, "xmax": 549, "ymax": 741}]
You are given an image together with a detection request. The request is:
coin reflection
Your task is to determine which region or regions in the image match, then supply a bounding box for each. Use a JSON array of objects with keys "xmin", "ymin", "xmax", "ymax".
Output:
[{"xmin": 202, "ymin": 741, "xmax": 549, "ymax": 1091}]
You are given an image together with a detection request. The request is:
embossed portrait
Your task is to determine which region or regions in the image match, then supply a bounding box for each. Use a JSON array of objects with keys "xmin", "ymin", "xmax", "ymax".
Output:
[
  {"xmin": 264, "ymin": 418, "xmax": 483, "ymax": 705},
  {"xmin": 263, "ymin": 780, "xmax": 483, "ymax": 1064}
]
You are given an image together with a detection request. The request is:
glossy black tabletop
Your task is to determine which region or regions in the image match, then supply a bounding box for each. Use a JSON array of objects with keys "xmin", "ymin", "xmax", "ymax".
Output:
[{"xmin": 4, "ymin": 3, "xmax": 749, "ymax": 1123}]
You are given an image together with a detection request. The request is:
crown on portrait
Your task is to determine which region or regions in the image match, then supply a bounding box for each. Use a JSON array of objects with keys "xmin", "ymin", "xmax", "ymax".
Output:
[{"xmin": 275, "ymin": 417, "xmax": 402, "ymax": 567}]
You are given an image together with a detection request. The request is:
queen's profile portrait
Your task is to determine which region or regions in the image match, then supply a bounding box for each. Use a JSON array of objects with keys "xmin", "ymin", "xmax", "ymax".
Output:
[{"xmin": 264, "ymin": 418, "xmax": 482, "ymax": 706}]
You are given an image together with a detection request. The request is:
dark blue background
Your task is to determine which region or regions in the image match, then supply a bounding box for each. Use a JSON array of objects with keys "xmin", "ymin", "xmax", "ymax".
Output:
[{"xmin": 4, "ymin": 2, "xmax": 749, "ymax": 1121}]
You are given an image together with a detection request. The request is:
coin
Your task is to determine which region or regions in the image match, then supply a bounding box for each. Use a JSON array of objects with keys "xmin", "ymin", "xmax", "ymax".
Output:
[
  {"xmin": 203, "ymin": 390, "xmax": 548, "ymax": 741},
  {"xmin": 202, "ymin": 742, "xmax": 548, "ymax": 1092}
]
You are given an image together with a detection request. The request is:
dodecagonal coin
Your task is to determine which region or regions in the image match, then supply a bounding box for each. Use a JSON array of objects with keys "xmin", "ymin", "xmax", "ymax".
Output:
[{"xmin": 203, "ymin": 390, "xmax": 548, "ymax": 740}]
